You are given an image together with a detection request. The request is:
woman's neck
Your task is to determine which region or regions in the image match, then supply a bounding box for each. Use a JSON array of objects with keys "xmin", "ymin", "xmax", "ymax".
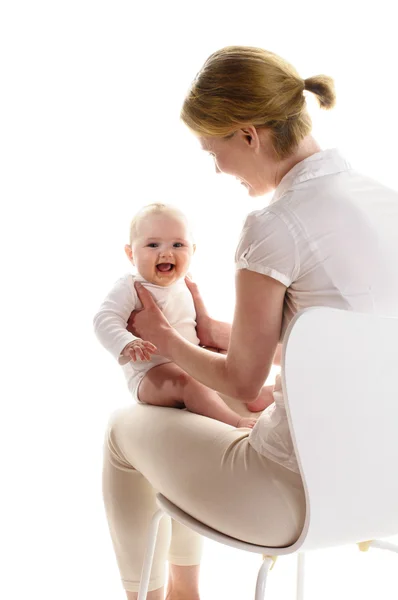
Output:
[{"xmin": 274, "ymin": 136, "xmax": 321, "ymax": 187}]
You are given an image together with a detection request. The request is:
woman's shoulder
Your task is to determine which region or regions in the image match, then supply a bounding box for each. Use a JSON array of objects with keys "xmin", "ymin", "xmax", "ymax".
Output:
[
  {"xmin": 240, "ymin": 205, "xmax": 293, "ymax": 238},
  {"xmin": 236, "ymin": 206, "xmax": 296, "ymax": 261}
]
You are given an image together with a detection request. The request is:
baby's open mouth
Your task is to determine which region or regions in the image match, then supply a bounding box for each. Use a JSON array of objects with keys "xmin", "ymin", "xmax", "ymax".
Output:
[{"xmin": 156, "ymin": 263, "xmax": 175, "ymax": 273}]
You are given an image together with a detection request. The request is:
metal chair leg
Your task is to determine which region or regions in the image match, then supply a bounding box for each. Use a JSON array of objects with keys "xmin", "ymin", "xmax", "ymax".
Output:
[
  {"xmin": 137, "ymin": 508, "xmax": 165, "ymax": 600},
  {"xmin": 296, "ymin": 553, "xmax": 305, "ymax": 600},
  {"xmin": 255, "ymin": 557, "xmax": 273, "ymax": 600}
]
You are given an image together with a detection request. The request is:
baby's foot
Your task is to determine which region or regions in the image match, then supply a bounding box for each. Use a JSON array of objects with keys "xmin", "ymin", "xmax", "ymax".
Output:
[
  {"xmin": 237, "ymin": 416, "xmax": 258, "ymax": 429},
  {"xmin": 246, "ymin": 385, "xmax": 274, "ymax": 413}
]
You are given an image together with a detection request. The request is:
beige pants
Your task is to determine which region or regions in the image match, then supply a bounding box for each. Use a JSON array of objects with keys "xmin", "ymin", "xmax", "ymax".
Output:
[{"xmin": 103, "ymin": 403, "xmax": 306, "ymax": 593}]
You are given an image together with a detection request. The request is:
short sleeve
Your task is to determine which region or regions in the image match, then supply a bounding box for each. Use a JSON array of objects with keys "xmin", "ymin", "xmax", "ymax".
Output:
[{"xmin": 235, "ymin": 209, "xmax": 299, "ymax": 287}]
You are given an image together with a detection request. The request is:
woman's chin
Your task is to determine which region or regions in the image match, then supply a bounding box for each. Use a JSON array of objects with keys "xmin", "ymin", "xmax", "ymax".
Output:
[
  {"xmin": 240, "ymin": 180, "xmax": 256, "ymax": 196},
  {"xmin": 247, "ymin": 184, "xmax": 268, "ymax": 198},
  {"xmin": 247, "ymin": 185, "xmax": 259, "ymax": 197}
]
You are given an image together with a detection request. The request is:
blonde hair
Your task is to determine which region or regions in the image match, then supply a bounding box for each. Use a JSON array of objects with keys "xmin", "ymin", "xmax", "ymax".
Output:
[
  {"xmin": 181, "ymin": 46, "xmax": 336, "ymax": 159},
  {"xmin": 128, "ymin": 203, "xmax": 191, "ymax": 245}
]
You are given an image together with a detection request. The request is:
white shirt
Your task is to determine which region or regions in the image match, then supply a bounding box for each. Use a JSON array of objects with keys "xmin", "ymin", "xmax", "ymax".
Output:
[
  {"xmin": 236, "ymin": 148, "xmax": 398, "ymax": 472},
  {"xmin": 93, "ymin": 274, "xmax": 199, "ymax": 393}
]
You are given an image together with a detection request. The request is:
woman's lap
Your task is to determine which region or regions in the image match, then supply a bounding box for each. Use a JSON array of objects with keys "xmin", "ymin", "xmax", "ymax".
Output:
[{"xmin": 105, "ymin": 403, "xmax": 305, "ymax": 547}]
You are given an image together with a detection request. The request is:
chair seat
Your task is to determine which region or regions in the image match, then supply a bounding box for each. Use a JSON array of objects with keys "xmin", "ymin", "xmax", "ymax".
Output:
[{"xmin": 156, "ymin": 493, "xmax": 297, "ymax": 556}]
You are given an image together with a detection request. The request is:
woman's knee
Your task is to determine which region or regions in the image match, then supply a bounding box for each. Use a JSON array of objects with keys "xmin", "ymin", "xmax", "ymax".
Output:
[
  {"xmin": 104, "ymin": 407, "xmax": 132, "ymax": 469},
  {"xmin": 104, "ymin": 405, "xmax": 150, "ymax": 468},
  {"xmin": 104, "ymin": 403, "xmax": 169, "ymax": 469}
]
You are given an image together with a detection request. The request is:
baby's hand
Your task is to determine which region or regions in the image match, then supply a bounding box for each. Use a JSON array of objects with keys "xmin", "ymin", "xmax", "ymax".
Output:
[{"xmin": 122, "ymin": 339, "xmax": 157, "ymax": 362}]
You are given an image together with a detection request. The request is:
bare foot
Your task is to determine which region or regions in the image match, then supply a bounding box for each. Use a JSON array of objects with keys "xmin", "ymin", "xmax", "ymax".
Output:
[
  {"xmin": 246, "ymin": 385, "xmax": 274, "ymax": 413},
  {"xmin": 237, "ymin": 416, "xmax": 258, "ymax": 428}
]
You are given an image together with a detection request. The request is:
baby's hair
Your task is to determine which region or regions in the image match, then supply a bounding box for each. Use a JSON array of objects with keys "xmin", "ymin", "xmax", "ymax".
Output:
[{"xmin": 128, "ymin": 203, "xmax": 193, "ymax": 245}]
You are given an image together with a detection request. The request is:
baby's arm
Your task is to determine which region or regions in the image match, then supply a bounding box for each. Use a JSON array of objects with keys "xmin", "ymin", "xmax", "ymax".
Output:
[{"xmin": 93, "ymin": 275, "xmax": 156, "ymax": 364}]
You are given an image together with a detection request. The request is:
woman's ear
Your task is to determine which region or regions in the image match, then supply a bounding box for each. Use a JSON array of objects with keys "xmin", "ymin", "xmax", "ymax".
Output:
[
  {"xmin": 241, "ymin": 126, "xmax": 261, "ymax": 150},
  {"xmin": 124, "ymin": 244, "xmax": 134, "ymax": 264}
]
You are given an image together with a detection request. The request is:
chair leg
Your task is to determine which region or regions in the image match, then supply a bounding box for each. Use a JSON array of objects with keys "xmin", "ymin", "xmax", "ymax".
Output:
[
  {"xmin": 369, "ymin": 540, "xmax": 398, "ymax": 554},
  {"xmin": 296, "ymin": 553, "xmax": 305, "ymax": 600},
  {"xmin": 137, "ymin": 508, "xmax": 165, "ymax": 600},
  {"xmin": 255, "ymin": 557, "xmax": 273, "ymax": 600}
]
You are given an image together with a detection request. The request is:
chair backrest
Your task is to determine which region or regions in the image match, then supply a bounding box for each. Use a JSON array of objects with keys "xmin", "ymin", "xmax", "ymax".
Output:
[{"xmin": 283, "ymin": 308, "xmax": 398, "ymax": 552}]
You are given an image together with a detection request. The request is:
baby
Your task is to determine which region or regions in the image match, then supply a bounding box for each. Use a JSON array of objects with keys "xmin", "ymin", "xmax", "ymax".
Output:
[{"xmin": 94, "ymin": 203, "xmax": 272, "ymax": 427}]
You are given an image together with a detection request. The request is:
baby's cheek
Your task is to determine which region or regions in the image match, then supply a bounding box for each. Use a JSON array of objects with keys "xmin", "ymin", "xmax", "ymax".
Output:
[
  {"xmin": 139, "ymin": 256, "xmax": 153, "ymax": 270},
  {"xmin": 182, "ymin": 250, "xmax": 193, "ymax": 264}
]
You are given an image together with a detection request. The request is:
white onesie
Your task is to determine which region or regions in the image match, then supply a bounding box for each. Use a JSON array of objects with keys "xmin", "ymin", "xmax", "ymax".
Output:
[{"xmin": 93, "ymin": 273, "xmax": 200, "ymax": 402}]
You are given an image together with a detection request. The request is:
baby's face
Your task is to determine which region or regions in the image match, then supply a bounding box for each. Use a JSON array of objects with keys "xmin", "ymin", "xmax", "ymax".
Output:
[{"xmin": 129, "ymin": 212, "xmax": 195, "ymax": 286}]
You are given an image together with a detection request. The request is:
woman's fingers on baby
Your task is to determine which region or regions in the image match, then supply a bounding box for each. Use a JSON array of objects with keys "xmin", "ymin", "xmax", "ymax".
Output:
[
  {"xmin": 185, "ymin": 277, "xmax": 207, "ymax": 312},
  {"xmin": 185, "ymin": 277, "xmax": 199, "ymax": 301},
  {"xmin": 184, "ymin": 276, "xmax": 196, "ymax": 291},
  {"xmin": 134, "ymin": 282, "xmax": 156, "ymax": 307}
]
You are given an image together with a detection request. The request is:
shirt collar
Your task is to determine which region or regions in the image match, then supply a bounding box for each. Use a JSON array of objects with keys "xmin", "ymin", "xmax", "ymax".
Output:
[
  {"xmin": 270, "ymin": 148, "xmax": 352, "ymax": 204},
  {"xmin": 134, "ymin": 272, "xmax": 184, "ymax": 290}
]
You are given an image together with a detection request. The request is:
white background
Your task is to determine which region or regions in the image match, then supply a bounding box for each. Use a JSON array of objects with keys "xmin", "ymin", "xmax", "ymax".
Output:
[{"xmin": 1, "ymin": 1, "xmax": 398, "ymax": 598}]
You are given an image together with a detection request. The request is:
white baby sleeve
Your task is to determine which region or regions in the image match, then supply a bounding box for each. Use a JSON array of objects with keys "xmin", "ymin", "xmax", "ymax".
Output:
[{"xmin": 93, "ymin": 274, "xmax": 138, "ymax": 365}]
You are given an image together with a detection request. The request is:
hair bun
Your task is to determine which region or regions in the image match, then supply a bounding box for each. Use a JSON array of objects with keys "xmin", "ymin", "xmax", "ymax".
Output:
[{"xmin": 304, "ymin": 75, "xmax": 336, "ymax": 109}]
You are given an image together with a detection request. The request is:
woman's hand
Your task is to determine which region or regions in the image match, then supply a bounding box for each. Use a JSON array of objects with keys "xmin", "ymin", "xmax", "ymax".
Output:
[
  {"xmin": 126, "ymin": 283, "xmax": 174, "ymax": 356},
  {"xmin": 185, "ymin": 276, "xmax": 215, "ymax": 347}
]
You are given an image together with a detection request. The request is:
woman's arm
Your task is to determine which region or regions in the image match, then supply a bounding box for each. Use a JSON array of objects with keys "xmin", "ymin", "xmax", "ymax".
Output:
[
  {"xmin": 224, "ymin": 269, "xmax": 285, "ymax": 398},
  {"xmin": 273, "ymin": 344, "xmax": 282, "ymax": 366},
  {"xmin": 185, "ymin": 276, "xmax": 283, "ymax": 361},
  {"xmin": 131, "ymin": 270, "xmax": 286, "ymax": 402},
  {"xmin": 206, "ymin": 320, "xmax": 231, "ymax": 351}
]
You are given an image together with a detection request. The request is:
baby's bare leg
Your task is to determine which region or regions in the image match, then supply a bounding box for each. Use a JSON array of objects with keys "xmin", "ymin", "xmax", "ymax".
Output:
[
  {"xmin": 138, "ymin": 363, "xmax": 257, "ymax": 428},
  {"xmin": 138, "ymin": 364, "xmax": 186, "ymax": 409}
]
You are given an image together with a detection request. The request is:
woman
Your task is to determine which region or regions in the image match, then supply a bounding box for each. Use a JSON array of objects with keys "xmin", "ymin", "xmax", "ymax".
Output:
[{"xmin": 103, "ymin": 46, "xmax": 398, "ymax": 599}]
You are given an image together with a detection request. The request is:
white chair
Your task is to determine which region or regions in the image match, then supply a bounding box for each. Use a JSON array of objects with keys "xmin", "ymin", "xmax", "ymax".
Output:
[{"xmin": 138, "ymin": 307, "xmax": 398, "ymax": 599}]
